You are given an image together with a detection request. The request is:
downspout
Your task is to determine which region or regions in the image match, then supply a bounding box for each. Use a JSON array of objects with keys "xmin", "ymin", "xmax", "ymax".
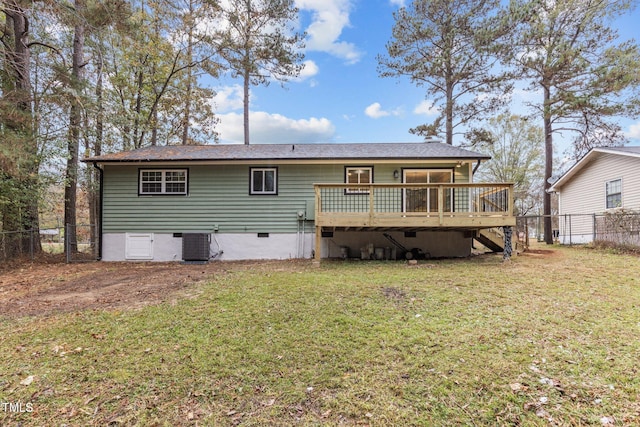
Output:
[
  {"xmin": 92, "ymin": 162, "xmax": 104, "ymax": 260},
  {"xmin": 472, "ymin": 159, "xmax": 482, "ymax": 176},
  {"xmin": 296, "ymin": 218, "xmax": 300, "ymax": 258}
]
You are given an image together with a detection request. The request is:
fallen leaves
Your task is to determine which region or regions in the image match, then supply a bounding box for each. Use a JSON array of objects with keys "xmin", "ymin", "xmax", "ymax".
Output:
[
  {"xmin": 513, "ymin": 357, "xmax": 625, "ymax": 426},
  {"xmin": 261, "ymin": 398, "xmax": 276, "ymax": 407},
  {"xmin": 52, "ymin": 344, "xmax": 84, "ymax": 357},
  {"xmin": 20, "ymin": 375, "xmax": 34, "ymax": 386},
  {"xmin": 601, "ymin": 416, "xmax": 615, "ymax": 425},
  {"xmin": 539, "ymin": 377, "xmax": 566, "ymax": 395},
  {"xmin": 510, "ymin": 382, "xmax": 527, "ymax": 392}
]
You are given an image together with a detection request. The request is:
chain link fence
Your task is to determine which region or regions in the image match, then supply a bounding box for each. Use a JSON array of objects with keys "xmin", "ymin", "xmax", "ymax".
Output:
[
  {"xmin": 1, "ymin": 224, "xmax": 98, "ymax": 263},
  {"xmin": 594, "ymin": 211, "xmax": 640, "ymax": 247},
  {"xmin": 517, "ymin": 212, "xmax": 640, "ymax": 248},
  {"xmin": 3, "ymin": 214, "xmax": 639, "ymax": 263},
  {"xmin": 0, "ymin": 229, "xmax": 41, "ymax": 262},
  {"xmin": 65, "ymin": 224, "xmax": 99, "ymax": 263}
]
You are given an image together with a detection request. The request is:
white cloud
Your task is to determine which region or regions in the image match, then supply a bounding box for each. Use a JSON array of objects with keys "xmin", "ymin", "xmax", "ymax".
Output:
[
  {"xmin": 296, "ymin": 0, "xmax": 363, "ymax": 64},
  {"xmin": 627, "ymin": 122, "xmax": 640, "ymax": 140},
  {"xmin": 364, "ymin": 102, "xmax": 403, "ymax": 119},
  {"xmin": 295, "ymin": 60, "xmax": 320, "ymax": 83},
  {"xmin": 211, "ymin": 85, "xmax": 245, "ymax": 113},
  {"xmin": 389, "ymin": 0, "xmax": 406, "ymax": 7},
  {"xmin": 413, "ymin": 100, "xmax": 440, "ymax": 116},
  {"xmin": 365, "ymin": 102, "xmax": 389, "ymax": 118},
  {"xmin": 217, "ymin": 111, "xmax": 335, "ymax": 144},
  {"xmin": 512, "ymin": 86, "xmax": 542, "ymax": 103}
]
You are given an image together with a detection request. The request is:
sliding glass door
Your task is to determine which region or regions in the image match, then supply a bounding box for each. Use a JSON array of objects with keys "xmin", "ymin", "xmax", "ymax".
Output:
[{"xmin": 403, "ymin": 169, "xmax": 452, "ymax": 213}]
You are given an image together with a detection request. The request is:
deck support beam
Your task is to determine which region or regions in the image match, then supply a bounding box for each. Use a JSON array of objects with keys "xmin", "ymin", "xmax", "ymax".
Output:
[
  {"xmin": 314, "ymin": 225, "xmax": 321, "ymax": 262},
  {"xmin": 503, "ymin": 226, "xmax": 513, "ymax": 261}
]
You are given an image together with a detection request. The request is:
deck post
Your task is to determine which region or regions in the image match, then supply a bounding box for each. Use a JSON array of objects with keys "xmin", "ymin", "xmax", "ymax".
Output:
[
  {"xmin": 314, "ymin": 225, "xmax": 322, "ymax": 262},
  {"xmin": 502, "ymin": 226, "xmax": 513, "ymax": 261},
  {"xmin": 369, "ymin": 184, "xmax": 375, "ymax": 223},
  {"xmin": 314, "ymin": 185, "xmax": 322, "ymax": 262},
  {"xmin": 438, "ymin": 185, "xmax": 444, "ymax": 225}
]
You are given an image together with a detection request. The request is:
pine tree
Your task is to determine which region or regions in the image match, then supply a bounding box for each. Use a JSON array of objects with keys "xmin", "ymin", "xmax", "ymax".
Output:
[
  {"xmin": 507, "ymin": 0, "xmax": 640, "ymax": 243},
  {"xmin": 215, "ymin": 0, "xmax": 305, "ymax": 144},
  {"xmin": 378, "ymin": 0, "xmax": 512, "ymax": 145}
]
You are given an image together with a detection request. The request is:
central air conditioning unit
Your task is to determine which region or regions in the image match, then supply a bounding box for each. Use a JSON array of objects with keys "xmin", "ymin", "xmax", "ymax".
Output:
[{"xmin": 182, "ymin": 233, "xmax": 210, "ymax": 262}]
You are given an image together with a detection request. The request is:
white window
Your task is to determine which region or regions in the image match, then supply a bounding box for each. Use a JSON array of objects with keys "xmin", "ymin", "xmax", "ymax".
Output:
[
  {"xmin": 606, "ymin": 178, "xmax": 622, "ymax": 209},
  {"xmin": 139, "ymin": 169, "xmax": 187, "ymax": 195},
  {"xmin": 345, "ymin": 167, "xmax": 373, "ymax": 194},
  {"xmin": 251, "ymin": 168, "xmax": 277, "ymax": 195}
]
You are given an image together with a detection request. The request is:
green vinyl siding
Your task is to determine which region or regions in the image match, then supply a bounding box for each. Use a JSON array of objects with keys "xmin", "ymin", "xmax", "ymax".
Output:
[
  {"xmin": 103, "ymin": 164, "xmax": 339, "ymax": 234},
  {"xmin": 102, "ymin": 162, "xmax": 470, "ymax": 234}
]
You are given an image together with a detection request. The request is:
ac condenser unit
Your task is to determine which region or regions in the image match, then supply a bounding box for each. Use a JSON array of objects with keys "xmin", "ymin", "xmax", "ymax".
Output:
[{"xmin": 182, "ymin": 233, "xmax": 210, "ymax": 261}]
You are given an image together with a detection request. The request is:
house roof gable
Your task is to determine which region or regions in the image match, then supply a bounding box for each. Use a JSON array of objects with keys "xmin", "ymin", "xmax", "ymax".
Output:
[
  {"xmin": 83, "ymin": 142, "xmax": 490, "ymax": 163},
  {"xmin": 549, "ymin": 146, "xmax": 640, "ymax": 192}
]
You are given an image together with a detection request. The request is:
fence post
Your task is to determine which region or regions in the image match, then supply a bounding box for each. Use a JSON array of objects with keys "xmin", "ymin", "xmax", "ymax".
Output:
[{"xmin": 592, "ymin": 213, "xmax": 597, "ymax": 242}]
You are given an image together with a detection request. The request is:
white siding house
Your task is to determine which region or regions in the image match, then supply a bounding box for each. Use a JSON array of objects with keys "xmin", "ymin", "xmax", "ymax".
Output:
[{"xmin": 549, "ymin": 147, "xmax": 640, "ymax": 243}]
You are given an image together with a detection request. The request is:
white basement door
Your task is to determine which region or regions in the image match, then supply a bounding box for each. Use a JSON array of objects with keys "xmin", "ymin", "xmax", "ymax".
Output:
[{"xmin": 125, "ymin": 233, "xmax": 154, "ymax": 260}]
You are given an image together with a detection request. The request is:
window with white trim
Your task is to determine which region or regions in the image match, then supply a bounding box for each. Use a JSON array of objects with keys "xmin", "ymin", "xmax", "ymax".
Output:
[
  {"xmin": 250, "ymin": 167, "xmax": 277, "ymax": 195},
  {"xmin": 345, "ymin": 166, "xmax": 373, "ymax": 194},
  {"xmin": 606, "ymin": 178, "xmax": 622, "ymax": 209},
  {"xmin": 139, "ymin": 169, "xmax": 187, "ymax": 195}
]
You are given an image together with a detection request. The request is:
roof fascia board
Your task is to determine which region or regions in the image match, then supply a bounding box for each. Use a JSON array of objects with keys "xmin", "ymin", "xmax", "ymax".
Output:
[
  {"xmin": 550, "ymin": 147, "xmax": 640, "ymax": 192},
  {"xmin": 595, "ymin": 147, "xmax": 640, "ymax": 159},
  {"xmin": 95, "ymin": 158, "xmax": 481, "ymax": 167}
]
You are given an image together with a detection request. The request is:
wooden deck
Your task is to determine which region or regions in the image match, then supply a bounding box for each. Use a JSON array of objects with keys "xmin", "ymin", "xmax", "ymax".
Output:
[{"xmin": 313, "ymin": 183, "xmax": 516, "ymax": 259}]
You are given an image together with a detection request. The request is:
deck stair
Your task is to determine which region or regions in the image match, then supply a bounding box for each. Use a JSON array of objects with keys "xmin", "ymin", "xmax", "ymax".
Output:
[
  {"xmin": 475, "ymin": 228, "xmax": 527, "ymax": 253},
  {"xmin": 475, "ymin": 228, "xmax": 505, "ymax": 252}
]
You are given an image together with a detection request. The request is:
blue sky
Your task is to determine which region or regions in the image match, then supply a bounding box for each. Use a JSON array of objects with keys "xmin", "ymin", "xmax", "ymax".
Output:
[{"xmin": 211, "ymin": 0, "xmax": 640, "ymax": 150}]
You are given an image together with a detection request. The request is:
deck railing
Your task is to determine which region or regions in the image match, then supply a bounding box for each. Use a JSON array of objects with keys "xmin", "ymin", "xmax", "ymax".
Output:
[{"xmin": 314, "ymin": 183, "xmax": 515, "ymax": 229}]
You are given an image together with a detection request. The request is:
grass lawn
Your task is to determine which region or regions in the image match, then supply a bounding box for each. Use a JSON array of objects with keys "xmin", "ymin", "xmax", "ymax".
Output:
[{"xmin": 1, "ymin": 245, "xmax": 639, "ymax": 426}]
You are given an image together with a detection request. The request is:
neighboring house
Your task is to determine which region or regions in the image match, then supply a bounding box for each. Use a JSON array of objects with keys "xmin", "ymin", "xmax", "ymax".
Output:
[
  {"xmin": 84, "ymin": 142, "xmax": 515, "ymax": 262},
  {"xmin": 549, "ymin": 146, "xmax": 640, "ymax": 244}
]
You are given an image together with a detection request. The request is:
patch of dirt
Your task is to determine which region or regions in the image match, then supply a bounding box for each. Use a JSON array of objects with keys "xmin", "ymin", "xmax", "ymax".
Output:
[
  {"xmin": 523, "ymin": 249, "xmax": 556, "ymax": 256},
  {"xmin": 0, "ymin": 256, "xmax": 300, "ymax": 318},
  {"xmin": 382, "ymin": 286, "xmax": 407, "ymax": 301}
]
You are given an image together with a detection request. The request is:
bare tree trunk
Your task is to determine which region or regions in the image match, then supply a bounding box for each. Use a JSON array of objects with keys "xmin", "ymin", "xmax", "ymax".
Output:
[
  {"xmin": 243, "ymin": 66, "xmax": 250, "ymax": 145},
  {"xmin": 151, "ymin": 106, "xmax": 158, "ymax": 145},
  {"xmin": 243, "ymin": 2, "xmax": 251, "ymax": 145},
  {"xmin": 88, "ymin": 50, "xmax": 103, "ymax": 252},
  {"xmin": 64, "ymin": 0, "xmax": 85, "ymax": 255},
  {"xmin": 181, "ymin": 0, "xmax": 194, "ymax": 145},
  {"xmin": 182, "ymin": 68, "xmax": 192, "ymax": 145},
  {"xmin": 134, "ymin": 68, "xmax": 144, "ymax": 148},
  {"xmin": 2, "ymin": 1, "xmax": 41, "ymax": 257},
  {"xmin": 445, "ymin": 82, "xmax": 454, "ymax": 145},
  {"xmin": 543, "ymin": 84, "xmax": 553, "ymax": 244},
  {"xmin": 150, "ymin": 13, "xmax": 161, "ymax": 147}
]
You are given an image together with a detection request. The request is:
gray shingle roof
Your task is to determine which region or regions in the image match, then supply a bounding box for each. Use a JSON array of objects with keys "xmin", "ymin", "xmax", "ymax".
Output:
[{"xmin": 84, "ymin": 142, "xmax": 490, "ymax": 163}]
